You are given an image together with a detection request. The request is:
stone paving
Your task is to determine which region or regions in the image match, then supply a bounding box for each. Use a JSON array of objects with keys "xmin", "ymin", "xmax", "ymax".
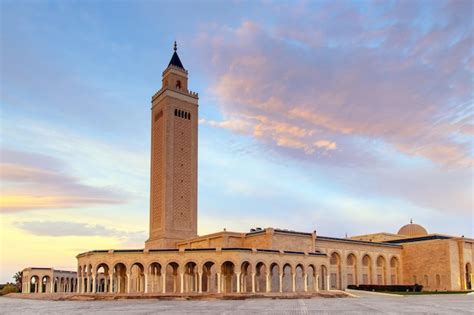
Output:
[{"xmin": 1, "ymin": 294, "xmax": 473, "ymax": 314}]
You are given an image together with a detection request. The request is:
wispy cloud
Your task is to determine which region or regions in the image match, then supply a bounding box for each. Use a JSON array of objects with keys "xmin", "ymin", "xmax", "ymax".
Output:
[
  {"xmin": 195, "ymin": 1, "xmax": 473, "ymax": 167},
  {"xmin": 0, "ymin": 149, "xmax": 127, "ymax": 212}
]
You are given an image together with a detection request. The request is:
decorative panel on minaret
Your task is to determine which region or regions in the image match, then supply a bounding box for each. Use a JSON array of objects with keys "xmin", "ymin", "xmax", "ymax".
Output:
[{"xmin": 145, "ymin": 43, "xmax": 199, "ymax": 249}]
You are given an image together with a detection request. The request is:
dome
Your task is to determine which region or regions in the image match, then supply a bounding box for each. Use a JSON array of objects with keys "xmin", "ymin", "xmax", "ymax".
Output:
[{"xmin": 397, "ymin": 221, "xmax": 428, "ymax": 237}]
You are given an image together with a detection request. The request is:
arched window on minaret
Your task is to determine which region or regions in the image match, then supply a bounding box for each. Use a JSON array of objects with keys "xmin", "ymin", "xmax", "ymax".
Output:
[
  {"xmin": 176, "ymin": 80, "xmax": 181, "ymax": 90},
  {"xmin": 174, "ymin": 109, "xmax": 178, "ymax": 116}
]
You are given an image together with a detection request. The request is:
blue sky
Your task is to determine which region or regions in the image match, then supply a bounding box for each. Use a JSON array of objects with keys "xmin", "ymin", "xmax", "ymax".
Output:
[{"xmin": 1, "ymin": 0, "xmax": 473, "ymax": 283}]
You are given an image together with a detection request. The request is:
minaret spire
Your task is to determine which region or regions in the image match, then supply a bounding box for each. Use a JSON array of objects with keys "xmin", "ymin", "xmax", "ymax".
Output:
[{"xmin": 174, "ymin": 41, "xmax": 177, "ymax": 52}]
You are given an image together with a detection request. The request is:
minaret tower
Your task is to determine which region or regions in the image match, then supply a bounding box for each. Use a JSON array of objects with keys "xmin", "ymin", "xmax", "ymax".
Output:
[{"xmin": 145, "ymin": 42, "xmax": 199, "ymax": 249}]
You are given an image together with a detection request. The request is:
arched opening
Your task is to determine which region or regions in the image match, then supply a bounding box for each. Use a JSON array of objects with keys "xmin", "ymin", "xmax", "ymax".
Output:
[
  {"xmin": 269, "ymin": 263, "xmax": 280, "ymax": 293},
  {"xmin": 319, "ymin": 265, "xmax": 327, "ymax": 290},
  {"xmin": 240, "ymin": 261, "xmax": 252, "ymax": 293},
  {"xmin": 202, "ymin": 261, "xmax": 216, "ymax": 293},
  {"xmin": 29, "ymin": 275, "xmax": 39, "ymax": 293},
  {"xmin": 221, "ymin": 261, "xmax": 236, "ymax": 293},
  {"xmin": 424, "ymin": 275, "xmax": 429, "ymax": 289},
  {"xmin": 255, "ymin": 262, "xmax": 267, "ymax": 293},
  {"xmin": 174, "ymin": 108, "xmax": 178, "ymax": 116},
  {"xmin": 376, "ymin": 256, "xmax": 387, "ymax": 285},
  {"xmin": 346, "ymin": 254, "xmax": 357, "ymax": 286},
  {"xmin": 295, "ymin": 264, "xmax": 304, "ymax": 292},
  {"xmin": 330, "ymin": 252, "xmax": 342, "ymax": 289},
  {"xmin": 130, "ymin": 262, "xmax": 145, "ymax": 293},
  {"xmin": 362, "ymin": 255, "xmax": 373, "ymax": 284},
  {"xmin": 466, "ymin": 263, "xmax": 472, "ymax": 290},
  {"xmin": 436, "ymin": 274, "xmax": 441, "ymax": 289},
  {"xmin": 149, "ymin": 262, "xmax": 162, "ymax": 293},
  {"xmin": 113, "ymin": 263, "xmax": 127, "ymax": 293},
  {"xmin": 282, "ymin": 263, "xmax": 292, "ymax": 292},
  {"xmin": 184, "ymin": 261, "xmax": 198, "ymax": 293},
  {"xmin": 188, "ymin": 113, "xmax": 191, "ymax": 120},
  {"xmin": 307, "ymin": 265, "xmax": 317, "ymax": 291},
  {"xmin": 390, "ymin": 257, "xmax": 400, "ymax": 285},
  {"xmin": 165, "ymin": 262, "xmax": 180, "ymax": 293},
  {"xmin": 176, "ymin": 80, "xmax": 181, "ymax": 90},
  {"xmin": 41, "ymin": 276, "xmax": 51, "ymax": 293},
  {"xmin": 96, "ymin": 263, "xmax": 109, "ymax": 293}
]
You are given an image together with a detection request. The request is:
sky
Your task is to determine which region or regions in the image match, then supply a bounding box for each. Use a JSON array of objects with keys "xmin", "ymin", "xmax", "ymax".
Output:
[{"xmin": 0, "ymin": 0, "xmax": 472, "ymax": 283}]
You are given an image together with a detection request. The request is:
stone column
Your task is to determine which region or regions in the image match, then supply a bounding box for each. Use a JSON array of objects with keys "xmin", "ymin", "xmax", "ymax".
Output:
[
  {"xmin": 292, "ymin": 273, "xmax": 296, "ymax": 292},
  {"xmin": 217, "ymin": 273, "xmax": 221, "ymax": 293},
  {"xmin": 251, "ymin": 272, "xmax": 256, "ymax": 293},
  {"xmin": 162, "ymin": 273, "xmax": 166, "ymax": 293},
  {"xmin": 198, "ymin": 272, "xmax": 203, "ymax": 293},
  {"xmin": 26, "ymin": 281, "xmax": 30, "ymax": 294},
  {"xmin": 92, "ymin": 275, "xmax": 97, "ymax": 293},
  {"xmin": 326, "ymin": 275, "xmax": 331, "ymax": 291},
  {"xmin": 236, "ymin": 272, "xmax": 241, "ymax": 293},
  {"xmin": 266, "ymin": 274, "xmax": 270, "ymax": 292},
  {"xmin": 316, "ymin": 275, "xmax": 320, "ymax": 292},
  {"xmin": 126, "ymin": 273, "xmax": 131, "ymax": 294},
  {"xmin": 279, "ymin": 274, "xmax": 283, "ymax": 293},
  {"xmin": 180, "ymin": 273, "xmax": 184, "ymax": 293},
  {"xmin": 108, "ymin": 274, "xmax": 112, "ymax": 293},
  {"xmin": 81, "ymin": 277, "xmax": 85, "ymax": 294},
  {"xmin": 50, "ymin": 280, "xmax": 54, "ymax": 293},
  {"xmin": 144, "ymin": 273, "xmax": 148, "ymax": 294}
]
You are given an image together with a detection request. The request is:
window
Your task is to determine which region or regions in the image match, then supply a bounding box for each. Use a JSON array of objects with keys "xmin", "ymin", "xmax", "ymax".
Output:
[{"xmin": 176, "ymin": 80, "xmax": 181, "ymax": 90}]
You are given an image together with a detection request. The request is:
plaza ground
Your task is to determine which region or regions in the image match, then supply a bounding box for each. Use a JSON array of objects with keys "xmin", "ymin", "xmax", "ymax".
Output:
[{"xmin": 1, "ymin": 294, "xmax": 473, "ymax": 314}]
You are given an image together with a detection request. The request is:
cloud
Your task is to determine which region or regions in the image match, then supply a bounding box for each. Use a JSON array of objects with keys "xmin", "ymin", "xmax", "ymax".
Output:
[
  {"xmin": 0, "ymin": 149, "xmax": 127, "ymax": 212},
  {"xmin": 194, "ymin": 1, "xmax": 473, "ymax": 168},
  {"xmin": 14, "ymin": 220, "xmax": 146, "ymax": 246}
]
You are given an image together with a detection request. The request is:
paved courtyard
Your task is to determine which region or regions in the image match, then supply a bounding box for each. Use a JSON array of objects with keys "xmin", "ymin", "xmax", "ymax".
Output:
[{"xmin": 1, "ymin": 294, "xmax": 473, "ymax": 314}]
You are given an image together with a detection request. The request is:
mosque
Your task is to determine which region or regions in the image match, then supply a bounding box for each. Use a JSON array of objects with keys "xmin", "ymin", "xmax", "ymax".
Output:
[{"xmin": 22, "ymin": 43, "xmax": 473, "ymax": 296}]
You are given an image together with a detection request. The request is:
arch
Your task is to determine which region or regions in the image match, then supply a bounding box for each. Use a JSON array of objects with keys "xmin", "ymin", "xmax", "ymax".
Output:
[
  {"xmin": 221, "ymin": 261, "xmax": 237, "ymax": 293},
  {"xmin": 282, "ymin": 263, "xmax": 293, "ymax": 292},
  {"xmin": 306, "ymin": 264, "xmax": 317, "ymax": 291},
  {"xmin": 319, "ymin": 265, "xmax": 328, "ymax": 290},
  {"xmin": 184, "ymin": 261, "xmax": 198, "ymax": 293},
  {"xmin": 361, "ymin": 254, "xmax": 373, "ymax": 284},
  {"xmin": 424, "ymin": 274, "xmax": 429, "ymax": 289},
  {"xmin": 240, "ymin": 261, "xmax": 252, "ymax": 293},
  {"xmin": 295, "ymin": 264, "xmax": 305, "ymax": 292},
  {"xmin": 96, "ymin": 262, "xmax": 110, "ymax": 293},
  {"xmin": 376, "ymin": 255, "xmax": 387, "ymax": 285},
  {"xmin": 188, "ymin": 113, "xmax": 191, "ymax": 120},
  {"xmin": 165, "ymin": 262, "xmax": 180, "ymax": 293},
  {"xmin": 436, "ymin": 274, "xmax": 441, "ymax": 289},
  {"xmin": 255, "ymin": 261, "xmax": 268, "ymax": 293},
  {"xmin": 176, "ymin": 80, "xmax": 181, "ymax": 90},
  {"xmin": 269, "ymin": 262, "xmax": 280, "ymax": 293},
  {"xmin": 390, "ymin": 256, "xmax": 400, "ymax": 285},
  {"xmin": 329, "ymin": 252, "xmax": 342, "ymax": 289},
  {"xmin": 130, "ymin": 262, "xmax": 145, "ymax": 293},
  {"xmin": 148, "ymin": 262, "xmax": 163, "ymax": 293},
  {"xmin": 112, "ymin": 262, "xmax": 127, "ymax": 293},
  {"xmin": 346, "ymin": 253, "xmax": 358, "ymax": 287},
  {"xmin": 174, "ymin": 108, "xmax": 178, "ymax": 116},
  {"xmin": 41, "ymin": 275, "xmax": 51, "ymax": 293},
  {"xmin": 202, "ymin": 261, "xmax": 216, "ymax": 293}
]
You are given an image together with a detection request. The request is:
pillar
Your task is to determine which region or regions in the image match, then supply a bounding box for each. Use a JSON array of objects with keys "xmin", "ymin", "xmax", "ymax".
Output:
[
  {"xmin": 144, "ymin": 273, "xmax": 148, "ymax": 294},
  {"xmin": 180, "ymin": 273, "xmax": 184, "ymax": 293},
  {"xmin": 198, "ymin": 272, "xmax": 203, "ymax": 293},
  {"xmin": 316, "ymin": 275, "xmax": 319, "ymax": 292},
  {"xmin": 162, "ymin": 273, "xmax": 166, "ymax": 293},
  {"xmin": 251, "ymin": 273, "xmax": 256, "ymax": 293},
  {"xmin": 326, "ymin": 275, "xmax": 331, "ymax": 291},
  {"xmin": 126, "ymin": 273, "xmax": 131, "ymax": 294},
  {"xmin": 266, "ymin": 274, "xmax": 270, "ymax": 293},
  {"xmin": 304, "ymin": 274, "xmax": 308, "ymax": 292},
  {"xmin": 92, "ymin": 275, "xmax": 96, "ymax": 293},
  {"xmin": 217, "ymin": 273, "xmax": 221, "ymax": 293},
  {"xmin": 279, "ymin": 273, "xmax": 283, "ymax": 293},
  {"xmin": 104, "ymin": 276, "xmax": 108, "ymax": 293},
  {"xmin": 236, "ymin": 272, "xmax": 241, "ymax": 293},
  {"xmin": 109, "ymin": 274, "xmax": 114, "ymax": 293},
  {"xmin": 50, "ymin": 280, "xmax": 54, "ymax": 293}
]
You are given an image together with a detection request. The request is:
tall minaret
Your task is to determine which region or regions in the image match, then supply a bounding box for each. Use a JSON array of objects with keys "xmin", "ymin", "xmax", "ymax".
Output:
[{"xmin": 145, "ymin": 42, "xmax": 199, "ymax": 249}]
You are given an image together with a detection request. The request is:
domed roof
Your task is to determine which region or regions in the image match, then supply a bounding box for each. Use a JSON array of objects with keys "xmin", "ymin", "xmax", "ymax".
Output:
[{"xmin": 397, "ymin": 220, "xmax": 428, "ymax": 237}]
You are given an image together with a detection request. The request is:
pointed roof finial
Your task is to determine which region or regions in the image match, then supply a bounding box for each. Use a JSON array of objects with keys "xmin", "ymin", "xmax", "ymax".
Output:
[
  {"xmin": 174, "ymin": 41, "xmax": 177, "ymax": 52},
  {"xmin": 410, "ymin": 218, "xmax": 413, "ymax": 224}
]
